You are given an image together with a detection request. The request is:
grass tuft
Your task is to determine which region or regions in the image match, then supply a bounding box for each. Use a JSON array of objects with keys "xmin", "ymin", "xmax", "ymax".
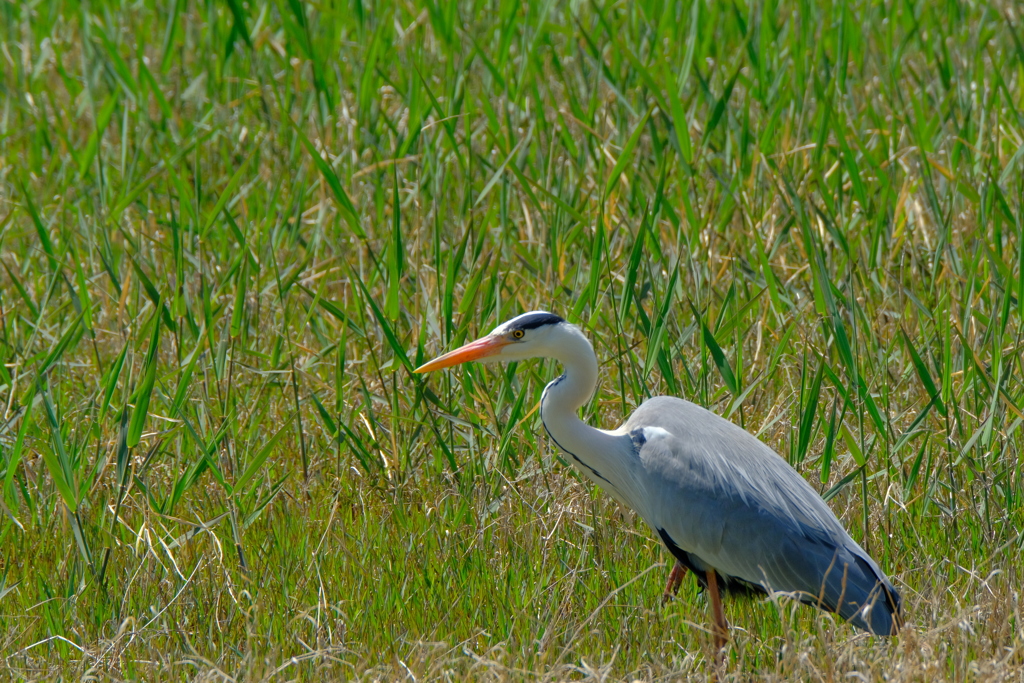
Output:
[{"xmin": 1, "ymin": 0, "xmax": 1023, "ymax": 679}]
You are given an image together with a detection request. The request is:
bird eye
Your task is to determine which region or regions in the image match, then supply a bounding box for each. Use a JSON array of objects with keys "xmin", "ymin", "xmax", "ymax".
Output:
[{"xmin": 512, "ymin": 329, "xmax": 525, "ymax": 339}]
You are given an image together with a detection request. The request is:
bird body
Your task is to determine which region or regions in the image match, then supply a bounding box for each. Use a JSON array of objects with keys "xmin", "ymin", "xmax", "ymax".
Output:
[
  {"xmin": 415, "ymin": 311, "xmax": 902, "ymax": 640},
  {"xmin": 622, "ymin": 397, "xmax": 898, "ymax": 635}
]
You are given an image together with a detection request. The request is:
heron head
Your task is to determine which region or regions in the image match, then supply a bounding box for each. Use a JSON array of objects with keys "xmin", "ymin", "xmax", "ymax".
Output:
[{"xmin": 414, "ymin": 311, "xmax": 568, "ymax": 372}]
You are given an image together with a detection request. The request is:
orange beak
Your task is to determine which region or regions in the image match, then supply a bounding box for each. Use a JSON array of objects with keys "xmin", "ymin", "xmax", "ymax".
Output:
[{"xmin": 414, "ymin": 335, "xmax": 510, "ymax": 373}]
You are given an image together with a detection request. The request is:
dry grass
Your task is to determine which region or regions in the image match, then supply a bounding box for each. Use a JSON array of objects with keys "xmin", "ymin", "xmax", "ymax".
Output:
[{"xmin": 2, "ymin": 0, "xmax": 1024, "ymax": 680}]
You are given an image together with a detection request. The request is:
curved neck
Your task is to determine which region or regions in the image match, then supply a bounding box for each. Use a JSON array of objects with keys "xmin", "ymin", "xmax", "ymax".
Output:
[
  {"xmin": 534, "ymin": 324, "xmax": 642, "ymax": 516},
  {"xmin": 539, "ymin": 328, "xmax": 620, "ymax": 476},
  {"xmin": 541, "ymin": 330, "xmax": 600, "ymax": 421}
]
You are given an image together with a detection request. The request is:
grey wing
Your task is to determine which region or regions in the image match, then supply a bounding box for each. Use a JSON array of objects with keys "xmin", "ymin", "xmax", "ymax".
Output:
[{"xmin": 625, "ymin": 397, "xmax": 901, "ymax": 636}]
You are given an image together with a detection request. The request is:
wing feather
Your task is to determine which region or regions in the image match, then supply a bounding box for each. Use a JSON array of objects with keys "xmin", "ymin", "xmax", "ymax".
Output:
[{"xmin": 623, "ymin": 396, "xmax": 901, "ymax": 635}]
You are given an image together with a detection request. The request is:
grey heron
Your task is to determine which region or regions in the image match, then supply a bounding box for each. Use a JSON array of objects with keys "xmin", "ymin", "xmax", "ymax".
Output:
[{"xmin": 414, "ymin": 311, "xmax": 902, "ymax": 648}]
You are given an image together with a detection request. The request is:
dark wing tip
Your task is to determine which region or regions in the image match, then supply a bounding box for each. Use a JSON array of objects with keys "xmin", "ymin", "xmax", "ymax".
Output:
[
  {"xmin": 884, "ymin": 582, "xmax": 904, "ymax": 635},
  {"xmin": 833, "ymin": 555, "xmax": 903, "ymax": 636}
]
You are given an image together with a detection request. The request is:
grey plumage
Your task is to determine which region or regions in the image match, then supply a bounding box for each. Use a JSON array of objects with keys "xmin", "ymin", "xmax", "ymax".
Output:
[
  {"xmin": 416, "ymin": 311, "xmax": 903, "ymax": 638},
  {"xmin": 623, "ymin": 397, "xmax": 901, "ymax": 635}
]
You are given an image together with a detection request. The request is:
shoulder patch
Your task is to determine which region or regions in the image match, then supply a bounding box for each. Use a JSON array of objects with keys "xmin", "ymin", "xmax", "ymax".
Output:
[{"xmin": 631, "ymin": 426, "xmax": 672, "ymax": 449}]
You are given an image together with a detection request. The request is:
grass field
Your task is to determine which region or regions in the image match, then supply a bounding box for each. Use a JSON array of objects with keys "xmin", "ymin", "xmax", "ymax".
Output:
[{"xmin": 2, "ymin": 0, "xmax": 1024, "ymax": 679}]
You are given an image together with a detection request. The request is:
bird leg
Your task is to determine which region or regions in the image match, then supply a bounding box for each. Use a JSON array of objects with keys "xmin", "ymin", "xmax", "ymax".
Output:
[
  {"xmin": 706, "ymin": 568, "xmax": 729, "ymax": 656},
  {"xmin": 662, "ymin": 561, "xmax": 688, "ymax": 604}
]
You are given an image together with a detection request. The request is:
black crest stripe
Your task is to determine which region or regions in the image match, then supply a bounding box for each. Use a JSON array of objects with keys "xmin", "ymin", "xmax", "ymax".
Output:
[{"xmin": 512, "ymin": 312, "xmax": 565, "ymax": 330}]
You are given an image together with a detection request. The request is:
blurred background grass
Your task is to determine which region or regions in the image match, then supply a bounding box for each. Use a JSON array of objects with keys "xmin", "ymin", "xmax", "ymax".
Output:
[{"xmin": 1, "ymin": 0, "xmax": 1023, "ymax": 679}]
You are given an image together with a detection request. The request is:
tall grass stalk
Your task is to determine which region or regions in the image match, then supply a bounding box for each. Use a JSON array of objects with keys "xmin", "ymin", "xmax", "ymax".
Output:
[{"xmin": 1, "ymin": 0, "xmax": 1022, "ymax": 679}]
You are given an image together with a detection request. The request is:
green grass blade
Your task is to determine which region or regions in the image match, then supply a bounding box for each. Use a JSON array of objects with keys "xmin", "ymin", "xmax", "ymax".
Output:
[
  {"xmin": 2, "ymin": 259, "xmax": 39, "ymax": 318},
  {"xmin": 200, "ymin": 153, "xmax": 254, "ymax": 238},
  {"xmin": 39, "ymin": 385, "xmax": 77, "ymax": 511},
  {"xmin": 795, "ymin": 357, "xmax": 824, "ymax": 465},
  {"xmin": 35, "ymin": 314, "xmax": 84, "ymax": 383},
  {"xmin": 4, "ymin": 392, "xmax": 35, "ymax": 505},
  {"xmin": 18, "ymin": 180, "xmax": 58, "ymax": 272},
  {"xmin": 690, "ymin": 302, "xmax": 738, "ymax": 395},
  {"xmin": 170, "ymin": 336, "xmax": 205, "ymax": 417},
  {"xmin": 233, "ymin": 422, "xmax": 288, "ymax": 495},
  {"xmin": 98, "ymin": 341, "xmax": 128, "ymax": 424},
  {"xmin": 293, "ymin": 123, "xmax": 363, "ymax": 237},
  {"xmin": 901, "ymin": 328, "xmax": 947, "ymax": 417},
  {"xmin": 604, "ymin": 109, "xmax": 651, "ymax": 199},
  {"xmin": 127, "ymin": 308, "xmax": 162, "ymax": 449},
  {"xmin": 76, "ymin": 93, "xmax": 119, "ymax": 179},
  {"xmin": 230, "ymin": 256, "xmax": 248, "ymax": 339},
  {"xmin": 350, "ymin": 265, "xmax": 412, "ymax": 373},
  {"xmin": 386, "ymin": 165, "xmax": 403, "ymax": 321}
]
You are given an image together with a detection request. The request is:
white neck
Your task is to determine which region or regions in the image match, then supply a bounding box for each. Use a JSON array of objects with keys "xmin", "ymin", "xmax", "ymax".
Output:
[{"xmin": 539, "ymin": 326, "xmax": 631, "ymax": 498}]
